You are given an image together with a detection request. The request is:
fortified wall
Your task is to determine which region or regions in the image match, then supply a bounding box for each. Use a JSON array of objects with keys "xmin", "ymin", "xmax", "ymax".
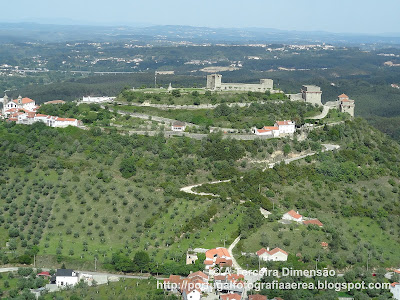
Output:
[{"xmin": 206, "ymin": 74, "xmax": 273, "ymax": 92}]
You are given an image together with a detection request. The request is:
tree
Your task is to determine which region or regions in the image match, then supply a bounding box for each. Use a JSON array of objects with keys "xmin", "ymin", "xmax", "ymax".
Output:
[
  {"xmin": 133, "ymin": 251, "xmax": 150, "ymax": 272},
  {"xmin": 119, "ymin": 157, "xmax": 137, "ymax": 178},
  {"xmin": 171, "ymin": 89, "xmax": 181, "ymax": 97}
]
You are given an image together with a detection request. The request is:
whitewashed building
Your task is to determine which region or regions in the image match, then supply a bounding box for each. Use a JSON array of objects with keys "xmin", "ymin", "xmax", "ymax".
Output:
[
  {"xmin": 171, "ymin": 121, "xmax": 186, "ymax": 132},
  {"xmin": 81, "ymin": 96, "xmax": 115, "ymax": 103},
  {"xmin": 55, "ymin": 269, "xmax": 79, "ymax": 287},
  {"xmin": 252, "ymin": 120, "xmax": 295, "ymax": 137},
  {"xmin": 256, "ymin": 247, "xmax": 288, "ymax": 262},
  {"xmin": 391, "ymin": 282, "xmax": 400, "ymax": 300},
  {"xmin": 282, "ymin": 210, "xmax": 303, "ymax": 223}
]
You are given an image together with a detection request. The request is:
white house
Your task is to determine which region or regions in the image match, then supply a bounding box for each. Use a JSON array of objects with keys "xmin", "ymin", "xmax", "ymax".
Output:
[
  {"xmin": 252, "ymin": 120, "xmax": 295, "ymax": 137},
  {"xmin": 171, "ymin": 121, "xmax": 186, "ymax": 132},
  {"xmin": 182, "ymin": 288, "xmax": 201, "ymax": 300},
  {"xmin": 55, "ymin": 269, "xmax": 79, "ymax": 287},
  {"xmin": 276, "ymin": 120, "xmax": 296, "ymax": 134},
  {"xmin": 390, "ymin": 282, "xmax": 400, "ymax": 300},
  {"xmin": 282, "ymin": 210, "xmax": 303, "ymax": 223},
  {"xmin": 256, "ymin": 247, "xmax": 288, "ymax": 262},
  {"xmin": 252, "ymin": 126, "xmax": 279, "ymax": 137},
  {"xmin": 15, "ymin": 113, "xmax": 82, "ymax": 128}
]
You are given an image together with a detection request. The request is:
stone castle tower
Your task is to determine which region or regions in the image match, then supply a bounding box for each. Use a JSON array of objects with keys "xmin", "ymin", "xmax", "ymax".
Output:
[
  {"xmin": 338, "ymin": 94, "xmax": 355, "ymax": 117},
  {"xmin": 301, "ymin": 85, "xmax": 322, "ymax": 106},
  {"xmin": 206, "ymin": 74, "xmax": 222, "ymax": 90}
]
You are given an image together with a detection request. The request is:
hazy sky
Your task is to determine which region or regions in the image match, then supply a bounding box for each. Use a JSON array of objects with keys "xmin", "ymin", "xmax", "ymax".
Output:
[{"xmin": 2, "ymin": 0, "xmax": 399, "ymax": 34}]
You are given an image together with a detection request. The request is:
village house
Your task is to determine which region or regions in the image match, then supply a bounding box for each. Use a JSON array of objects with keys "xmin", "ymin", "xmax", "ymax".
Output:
[
  {"xmin": 214, "ymin": 274, "xmax": 244, "ymax": 294},
  {"xmin": 219, "ymin": 292, "xmax": 242, "ymax": 300},
  {"xmin": 171, "ymin": 121, "xmax": 186, "ymax": 132},
  {"xmin": 256, "ymin": 247, "xmax": 288, "ymax": 262},
  {"xmin": 282, "ymin": 210, "xmax": 303, "ymax": 223},
  {"xmin": 204, "ymin": 247, "xmax": 233, "ymax": 270},
  {"xmin": 390, "ymin": 282, "xmax": 400, "ymax": 300},
  {"xmin": 163, "ymin": 271, "xmax": 211, "ymax": 299},
  {"xmin": 55, "ymin": 269, "xmax": 79, "ymax": 287},
  {"xmin": 252, "ymin": 120, "xmax": 295, "ymax": 137},
  {"xmin": 303, "ymin": 219, "xmax": 324, "ymax": 227},
  {"xmin": 16, "ymin": 112, "xmax": 82, "ymax": 128}
]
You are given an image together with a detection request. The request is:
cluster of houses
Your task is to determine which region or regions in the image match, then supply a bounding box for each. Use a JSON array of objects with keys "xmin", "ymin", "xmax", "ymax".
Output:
[
  {"xmin": 252, "ymin": 120, "xmax": 296, "ymax": 137},
  {"xmin": 1, "ymin": 94, "xmax": 82, "ymax": 128}
]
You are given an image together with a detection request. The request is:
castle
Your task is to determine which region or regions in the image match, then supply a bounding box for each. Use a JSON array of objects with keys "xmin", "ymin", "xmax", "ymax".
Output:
[
  {"xmin": 288, "ymin": 85, "xmax": 323, "ymax": 106},
  {"xmin": 334, "ymin": 93, "xmax": 355, "ymax": 117},
  {"xmin": 206, "ymin": 76, "xmax": 355, "ymax": 117},
  {"xmin": 206, "ymin": 74, "xmax": 273, "ymax": 92}
]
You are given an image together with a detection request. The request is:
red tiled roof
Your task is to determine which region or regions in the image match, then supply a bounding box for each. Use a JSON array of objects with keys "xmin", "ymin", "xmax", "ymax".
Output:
[
  {"xmin": 205, "ymin": 247, "xmax": 231, "ymax": 259},
  {"xmin": 55, "ymin": 117, "xmax": 77, "ymax": 122},
  {"xmin": 338, "ymin": 93, "xmax": 348, "ymax": 98},
  {"xmin": 12, "ymin": 97, "xmax": 35, "ymax": 104},
  {"xmin": 394, "ymin": 269, "xmax": 400, "ymax": 274},
  {"xmin": 269, "ymin": 247, "xmax": 288, "ymax": 256},
  {"xmin": 287, "ymin": 210, "xmax": 302, "ymax": 219},
  {"xmin": 276, "ymin": 120, "xmax": 293, "ymax": 126},
  {"xmin": 257, "ymin": 247, "xmax": 288, "ymax": 257},
  {"xmin": 391, "ymin": 282, "xmax": 399, "ymax": 287},
  {"xmin": 163, "ymin": 275, "xmax": 183, "ymax": 285},
  {"xmin": 187, "ymin": 271, "xmax": 208, "ymax": 280},
  {"xmin": 37, "ymin": 271, "xmax": 50, "ymax": 276},
  {"xmin": 249, "ymin": 295, "xmax": 267, "ymax": 300},
  {"xmin": 227, "ymin": 274, "xmax": 244, "ymax": 284},
  {"xmin": 303, "ymin": 219, "xmax": 323, "ymax": 227},
  {"xmin": 321, "ymin": 242, "xmax": 329, "ymax": 247},
  {"xmin": 220, "ymin": 293, "xmax": 241, "ymax": 300},
  {"xmin": 216, "ymin": 257, "xmax": 233, "ymax": 266}
]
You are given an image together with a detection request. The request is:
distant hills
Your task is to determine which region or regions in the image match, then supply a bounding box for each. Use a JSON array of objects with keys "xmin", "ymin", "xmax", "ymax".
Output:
[{"xmin": 1, "ymin": 22, "xmax": 400, "ymax": 46}]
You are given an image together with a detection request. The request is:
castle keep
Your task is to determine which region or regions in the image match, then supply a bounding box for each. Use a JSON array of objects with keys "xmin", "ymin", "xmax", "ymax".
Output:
[{"xmin": 206, "ymin": 74, "xmax": 273, "ymax": 92}]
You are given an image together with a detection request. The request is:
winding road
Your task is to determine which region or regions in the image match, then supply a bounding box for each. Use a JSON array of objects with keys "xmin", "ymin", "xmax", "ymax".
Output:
[{"xmin": 180, "ymin": 144, "xmax": 340, "ymax": 197}]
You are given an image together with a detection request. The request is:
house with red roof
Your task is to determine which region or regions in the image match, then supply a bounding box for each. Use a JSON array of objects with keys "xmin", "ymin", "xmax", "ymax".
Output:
[
  {"xmin": 220, "ymin": 292, "xmax": 242, "ymax": 300},
  {"xmin": 171, "ymin": 121, "xmax": 186, "ymax": 132},
  {"xmin": 214, "ymin": 274, "xmax": 244, "ymax": 294},
  {"xmin": 252, "ymin": 120, "xmax": 295, "ymax": 137},
  {"xmin": 303, "ymin": 219, "xmax": 323, "ymax": 227},
  {"xmin": 390, "ymin": 282, "xmax": 400, "ymax": 300},
  {"xmin": 282, "ymin": 210, "xmax": 303, "ymax": 223},
  {"xmin": 163, "ymin": 271, "xmax": 211, "ymax": 299},
  {"xmin": 204, "ymin": 247, "xmax": 233, "ymax": 270},
  {"xmin": 256, "ymin": 247, "xmax": 288, "ymax": 262}
]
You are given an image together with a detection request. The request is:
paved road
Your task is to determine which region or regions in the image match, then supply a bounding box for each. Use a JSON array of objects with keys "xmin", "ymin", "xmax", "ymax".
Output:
[
  {"xmin": 227, "ymin": 236, "xmax": 242, "ymax": 270},
  {"xmin": 181, "ymin": 144, "xmax": 341, "ymax": 196},
  {"xmin": 0, "ymin": 267, "xmax": 165, "ymax": 280},
  {"xmin": 308, "ymin": 105, "xmax": 332, "ymax": 120},
  {"xmin": 180, "ymin": 180, "xmax": 232, "ymax": 196}
]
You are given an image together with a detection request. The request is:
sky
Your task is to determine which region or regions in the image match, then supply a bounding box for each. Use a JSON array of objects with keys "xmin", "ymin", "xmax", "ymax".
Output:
[{"xmin": 2, "ymin": 0, "xmax": 400, "ymax": 35}]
